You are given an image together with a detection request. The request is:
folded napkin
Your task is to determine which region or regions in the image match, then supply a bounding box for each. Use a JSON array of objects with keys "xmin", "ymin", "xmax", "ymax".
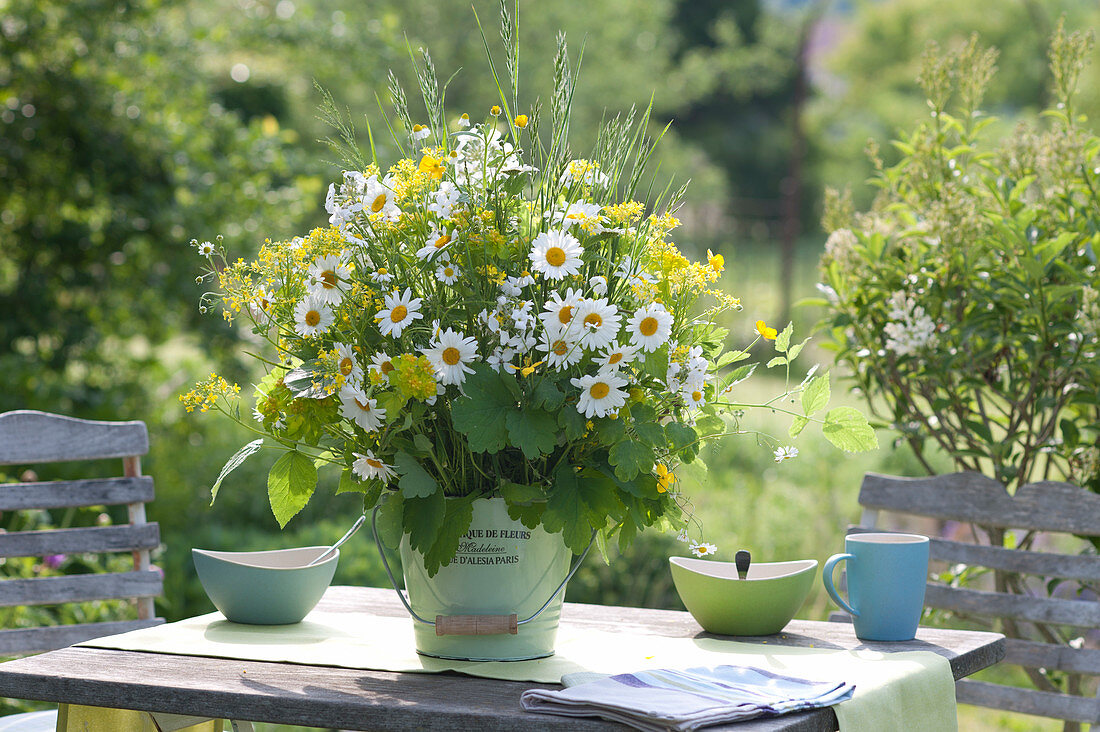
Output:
[{"xmin": 520, "ymin": 664, "xmax": 855, "ymax": 731}]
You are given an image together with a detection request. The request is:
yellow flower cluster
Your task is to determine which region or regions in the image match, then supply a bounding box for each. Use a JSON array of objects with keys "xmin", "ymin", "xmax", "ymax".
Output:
[
  {"xmin": 179, "ymin": 373, "xmax": 240, "ymax": 413},
  {"xmin": 388, "ymin": 158, "xmax": 434, "ymax": 201},
  {"xmin": 603, "ymin": 200, "xmax": 645, "ymax": 225},
  {"xmin": 646, "ymin": 211, "xmax": 681, "ymax": 239},
  {"xmin": 389, "ymin": 354, "xmax": 438, "ymax": 401},
  {"xmin": 563, "ymin": 159, "xmax": 601, "ymax": 185},
  {"xmin": 477, "ymin": 264, "xmax": 507, "ymax": 285}
]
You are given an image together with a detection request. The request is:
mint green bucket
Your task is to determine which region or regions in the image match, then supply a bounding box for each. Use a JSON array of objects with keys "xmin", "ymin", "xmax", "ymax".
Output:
[{"xmin": 374, "ymin": 497, "xmax": 587, "ymax": 661}]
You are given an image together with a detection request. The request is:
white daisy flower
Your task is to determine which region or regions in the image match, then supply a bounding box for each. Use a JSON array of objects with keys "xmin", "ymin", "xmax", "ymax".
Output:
[
  {"xmin": 363, "ymin": 175, "xmax": 401, "ymax": 222},
  {"xmin": 571, "ymin": 369, "xmax": 629, "ymax": 418},
  {"xmin": 529, "ymin": 230, "xmax": 584, "ymax": 281},
  {"xmin": 197, "ymin": 241, "xmax": 215, "ymax": 256},
  {"xmin": 553, "ymin": 201, "xmax": 603, "ymax": 232},
  {"xmin": 339, "ymin": 385, "xmax": 386, "ymax": 431},
  {"xmin": 682, "ymin": 383, "xmax": 707, "ymax": 410},
  {"xmin": 293, "ymin": 294, "xmax": 334, "ymax": 338},
  {"xmin": 597, "ymin": 342, "xmax": 638, "ymax": 370},
  {"xmin": 352, "ymin": 450, "xmax": 397, "ymax": 484},
  {"xmin": 436, "ymin": 262, "xmax": 461, "ymax": 285},
  {"xmin": 416, "ymin": 228, "xmax": 457, "ymax": 261},
  {"xmin": 538, "ymin": 332, "xmax": 584, "ymax": 370},
  {"xmin": 376, "ymin": 288, "xmax": 424, "ymax": 338},
  {"xmin": 428, "ymin": 182, "xmax": 461, "ymax": 219},
  {"xmin": 690, "ymin": 541, "xmax": 718, "ymax": 558},
  {"xmin": 507, "ymin": 330, "xmax": 537, "ymax": 355},
  {"xmin": 370, "ymin": 266, "xmax": 394, "ymax": 284},
  {"xmin": 457, "ymin": 113, "xmax": 471, "ymax": 128},
  {"xmin": 307, "ymin": 253, "xmax": 350, "ymax": 305},
  {"xmin": 369, "ymin": 351, "xmax": 396, "ymax": 382},
  {"xmin": 627, "ymin": 302, "xmax": 673, "ymax": 352},
  {"xmin": 334, "ymin": 343, "xmax": 363, "ymax": 386},
  {"xmin": 574, "ymin": 298, "xmax": 620, "ymax": 351},
  {"xmin": 540, "ymin": 288, "xmax": 584, "ymax": 337},
  {"xmin": 511, "ymin": 271, "xmax": 535, "ymax": 288},
  {"xmin": 676, "ymin": 529, "xmax": 691, "ymax": 543},
  {"xmin": 486, "ymin": 345, "xmax": 516, "ymax": 372},
  {"xmin": 589, "ymin": 275, "xmax": 608, "ymax": 296},
  {"xmin": 411, "ymin": 123, "xmax": 430, "ymax": 141},
  {"xmin": 422, "ymin": 328, "xmax": 478, "ymax": 386},
  {"xmin": 774, "ymin": 446, "xmax": 799, "ymax": 462}
]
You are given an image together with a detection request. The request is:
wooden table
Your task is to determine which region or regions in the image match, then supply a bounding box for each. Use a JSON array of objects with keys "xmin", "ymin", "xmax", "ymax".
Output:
[{"xmin": 0, "ymin": 585, "xmax": 1004, "ymax": 731}]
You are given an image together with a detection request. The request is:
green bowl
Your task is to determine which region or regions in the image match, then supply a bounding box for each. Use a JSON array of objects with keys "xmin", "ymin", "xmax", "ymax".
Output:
[
  {"xmin": 192, "ymin": 546, "xmax": 338, "ymax": 625},
  {"xmin": 670, "ymin": 556, "xmax": 818, "ymax": 636}
]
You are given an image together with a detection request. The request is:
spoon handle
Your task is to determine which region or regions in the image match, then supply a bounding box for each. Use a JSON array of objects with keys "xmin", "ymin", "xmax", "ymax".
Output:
[
  {"xmin": 308, "ymin": 513, "xmax": 366, "ymax": 566},
  {"xmin": 735, "ymin": 550, "xmax": 751, "ymax": 580}
]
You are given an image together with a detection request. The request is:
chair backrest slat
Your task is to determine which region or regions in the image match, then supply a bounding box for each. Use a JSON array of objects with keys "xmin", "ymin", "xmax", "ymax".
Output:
[
  {"xmin": 0, "ymin": 571, "xmax": 162, "ymax": 608},
  {"xmin": 0, "ymin": 477, "xmax": 154, "ymax": 511},
  {"xmin": 859, "ymin": 472, "xmax": 1100, "ymax": 536},
  {"xmin": 0, "ymin": 411, "xmax": 148, "ymax": 465},
  {"xmin": 0, "ymin": 524, "xmax": 160, "ymax": 558},
  {"xmin": 0, "ymin": 619, "xmax": 164, "ymax": 657},
  {"xmin": 925, "ymin": 585, "xmax": 1100, "ymax": 628},
  {"xmin": 1005, "ymin": 639, "xmax": 1100, "ymax": 676},
  {"xmin": 957, "ymin": 680, "xmax": 1100, "ymax": 724}
]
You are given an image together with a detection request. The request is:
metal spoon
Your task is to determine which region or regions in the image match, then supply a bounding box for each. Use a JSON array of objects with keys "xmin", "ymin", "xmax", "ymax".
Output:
[
  {"xmin": 735, "ymin": 549, "xmax": 751, "ymax": 580},
  {"xmin": 306, "ymin": 514, "xmax": 366, "ymax": 566}
]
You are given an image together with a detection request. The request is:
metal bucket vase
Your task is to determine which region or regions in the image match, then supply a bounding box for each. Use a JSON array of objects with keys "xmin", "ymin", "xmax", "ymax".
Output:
[{"xmin": 375, "ymin": 496, "xmax": 587, "ymax": 661}]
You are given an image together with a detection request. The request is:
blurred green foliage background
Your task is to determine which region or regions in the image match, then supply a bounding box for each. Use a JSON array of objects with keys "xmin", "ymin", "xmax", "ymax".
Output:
[{"xmin": 2, "ymin": 1, "xmax": 1098, "ymax": 728}]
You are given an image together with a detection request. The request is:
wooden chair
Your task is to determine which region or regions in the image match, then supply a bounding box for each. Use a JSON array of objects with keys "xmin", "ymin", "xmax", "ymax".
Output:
[
  {"xmin": 845, "ymin": 472, "xmax": 1100, "ymax": 731},
  {"xmin": 0, "ymin": 410, "xmax": 223, "ymax": 732}
]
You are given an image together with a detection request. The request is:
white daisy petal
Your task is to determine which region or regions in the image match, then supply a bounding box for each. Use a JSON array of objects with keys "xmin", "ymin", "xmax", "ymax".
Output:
[
  {"xmin": 529, "ymin": 230, "xmax": 584, "ymax": 281},
  {"xmin": 293, "ymin": 294, "xmax": 334, "ymax": 338},
  {"xmin": 339, "ymin": 385, "xmax": 386, "ymax": 431},
  {"xmin": 570, "ymin": 370, "xmax": 629, "ymax": 419},
  {"xmin": 352, "ymin": 450, "xmax": 397, "ymax": 483},
  {"xmin": 421, "ymin": 328, "xmax": 478, "ymax": 385},
  {"xmin": 376, "ymin": 288, "xmax": 424, "ymax": 338},
  {"xmin": 627, "ymin": 302, "xmax": 673, "ymax": 352}
]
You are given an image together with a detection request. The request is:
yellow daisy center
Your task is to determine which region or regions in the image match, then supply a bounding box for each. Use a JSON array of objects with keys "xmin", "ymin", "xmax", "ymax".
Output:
[
  {"xmin": 639, "ymin": 316, "xmax": 659, "ymax": 337},
  {"xmin": 444, "ymin": 267, "xmax": 454, "ymax": 277},
  {"xmin": 354, "ymin": 399, "xmax": 372, "ymax": 412},
  {"xmin": 390, "ymin": 305, "xmax": 408, "ymax": 322},
  {"xmin": 589, "ymin": 382, "xmax": 610, "ymax": 400},
  {"xmin": 365, "ymin": 457, "xmax": 383, "ymax": 469},
  {"xmin": 442, "ymin": 347, "xmax": 462, "ymax": 366},
  {"xmin": 545, "ymin": 246, "xmax": 566, "ymax": 267},
  {"xmin": 608, "ymin": 353, "xmax": 623, "ymax": 364},
  {"xmin": 584, "ymin": 313, "xmax": 603, "ymax": 328},
  {"xmin": 434, "ymin": 234, "xmax": 452, "ymax": 248},
  {"xmin": 371, "ymin": 193, "xmax": 388, "ymax": 212},
  {"xmin": 320, "ymin": 270, "xmax": 337, "ymax": 288},
  {"xmin": 552, "ymin": 340, "xmax": 569, "ymax": 356},
  {"xmin": 692, "ymin": 390, "xmax": 702, "ymax": 402},
  {"xmin": 340, "ymin": 357, "xmax": 354, "ymax": 375},
  {"xmin": 305, "ymin": 310, "xmax": 321, "ymax": 327},
  {"xmin": 557, "ymin": 306, "xmax": 573, "ymax": 324},
  {"xmin": 380, "ymin": 361, "xmax": 395, "ymax": 374},
  {"xmin": 377, "ymin": 267, "xmax": 388, "ymax": 276}
]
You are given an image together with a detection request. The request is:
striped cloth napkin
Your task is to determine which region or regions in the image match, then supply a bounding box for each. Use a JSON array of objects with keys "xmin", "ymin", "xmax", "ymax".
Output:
[{"xmin": 520, "ymin": 665, "xmax": 855, "ymax": 731}]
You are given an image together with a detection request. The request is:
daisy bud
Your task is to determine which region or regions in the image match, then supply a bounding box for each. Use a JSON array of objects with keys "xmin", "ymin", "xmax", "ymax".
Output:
[{"xmin": 490, "ymin": 105, "xmax": 501, "ymax": 116}]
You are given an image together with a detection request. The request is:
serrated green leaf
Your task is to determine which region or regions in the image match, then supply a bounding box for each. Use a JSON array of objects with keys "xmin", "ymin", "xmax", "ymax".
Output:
[
  {"xmin": 505, "ymin": 408, "xmax": 558, "ymax": 458},
  {"xmin": 507, "ymin": 501, "xmax": 546, "ymax": 529},
  {"xmin": 789, "ymin": 415, "xmax": 809, "ymax": 438},
  {"xmin": 720, "ymin": 363, "xmax": 757, "ymax": 390},
  {"xmin": 642, "ymin": 345, "xmax": 669, "ymax": 379},
  {"xmin": 393, "ymin": 451, "xmax": 438, "ymax": 498},
  {"xmin": 774, "ymin": 322, "xmax": 794, "ymax": 353},
  {"xmin": 422, "ymin": 496, "xmax": 475, "ymax": 577},
  {"xmin": 211, "ymin": 438, "xmax": 263, "ymax": 505},
  {"xmin": 404, "ymin": 489, "xmax": 446, "ymax": 554},
  {"xmin": 559, "ymin": 406, "xmax": 586, "ymax": 441},
  {"xmin": 412, "ymin": 433, "xmax": 434, "ymax": 456},
  {"xmin": 822, "ymin": 407, "xmax": 879, "ymax": 452},
  {"xmin": 631, "ymin": 403, "xmax": 657, "ymax": 423},
  {"xmin": 633, "ymin": 420, "xmax": 665, "ymax": 447},
  {"xmin": 694, "ymin": 412, "xmax": 725, "ymax": 438},
  {"xmin": 542, "ymin": 465, "xmax": 595, "ymax": 554},
  {"xmin": 533, "ymin": 380, "xmax": 564, "ymax": 410},
  {"xmin": 267, "ymin": 451, "xmax": 317, "ymax": 528},
  {"xmin": 766, "ymin": 356, "xmax": 787, "ymax": 368},
  {"xmin": 665, "ymin": 422, "xmax": 698, "ymax": 455},
  {"xmin": 787, "ymin": 337, "xmax": 811, "ymax": 362},
  {"xmin": 375, "ymin": 391, "xmax": 406, "ymax": 421},
  {"xmin": 376, "ymin": 492, "xmax": 404, "ymax": 549},
  {"xmin": 608, "ymin": 439, "xmax": 653, "ymax": 482},
  {"xmin": 450, "ymin": 364, "xmax": 512, "ymax": 453},
  {"xmin": 801, "ymin": 373, "xmax": 830, "ymax": 415},
  {"xmin": 714, "ymin": 350, "xmax": 749, "ymax": 368},
  {"xmin": 594, "ymin": 415, "xmax": 626, "ymax": 445},
  {"xmin": 499, "ymin": 481, "xmax": 546, "ymax": 504}
]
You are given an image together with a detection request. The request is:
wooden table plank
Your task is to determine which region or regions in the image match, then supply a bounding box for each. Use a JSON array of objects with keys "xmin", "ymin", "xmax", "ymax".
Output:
[{"xmin": 0, "ymin": 585, "xmax": 1005, "ymax": 732}]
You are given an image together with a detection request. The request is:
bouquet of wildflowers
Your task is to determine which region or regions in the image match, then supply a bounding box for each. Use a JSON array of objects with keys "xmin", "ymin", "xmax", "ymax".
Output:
[{"xmin": 185, "ymin": 19, "xmax": 874, "ymax": 574}]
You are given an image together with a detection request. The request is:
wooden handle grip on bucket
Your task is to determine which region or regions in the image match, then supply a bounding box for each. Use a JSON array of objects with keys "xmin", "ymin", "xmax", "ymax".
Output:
[{"xmin": 435, "ymin": 614, "xmax": 519, "ymax": 636}]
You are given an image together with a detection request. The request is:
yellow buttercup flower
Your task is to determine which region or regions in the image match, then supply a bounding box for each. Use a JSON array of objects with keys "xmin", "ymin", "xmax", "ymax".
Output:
[
  {"xmin": 707, "ymin": 249, "xmax": 725, "ymax": 274},
  {"xmin": 655, "ymin": 464, "xmax": 675, "ymax": 493},
  {"xmin": 755, "ymin": 320, "xmax": 778, "ymax": 340},
  {"xmin": 514, "ymin": 114, "xmax": 529, "ymax": 129},
  {"xmin": 490, "ymin": 105, "xmax": 501, "ymax": 116},
  {"xmin": 418, "ymin": 154, "xmax": 445, "ymax": 180}
]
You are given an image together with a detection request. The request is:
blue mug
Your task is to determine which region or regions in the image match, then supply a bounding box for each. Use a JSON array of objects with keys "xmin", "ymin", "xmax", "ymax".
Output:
[{"xmin": 823, "ymin": 533, "xmax": 930, "ymax": 641}]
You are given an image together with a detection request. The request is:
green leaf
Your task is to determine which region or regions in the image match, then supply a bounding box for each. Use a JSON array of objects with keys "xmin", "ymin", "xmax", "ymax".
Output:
[
  {"xmin": 376, "ymin": 492, "xmax": 405, "ymax": 549},
  {"xmin": 423, "ymin": 497, "xmax": 475, "ymax": 577},
  {"xmin": 594, "ymin": 416, "xmax": 626, "ymax": 445},
  {"xmin": 505, "ymin": 408, "xmax": 558, "ymax": 458},
  {"xmin": 720, "ymin": 363, "xmax": 757, "ymax": 390},
  {"xmin": 801, "ymin": 373, "xmax": 830, "ymax": 415},
  {"xmin": 822, "ymin": 407, "xmax": 879, "ymax": 452},
  {"xmin": 507, "ymin": 501, "xmax": 546, "ymax": 529},
  {"xmin": 634, "ymin": 420, "xmax": 665, "ymax": 447},
  {"xmin": 411, "ymin": 433, "xmax": 434, "ymax": 456},
  {"xmin": 714, "ymin": 350, "xmax": 749, "ymax": 368},
  {"xmin": 608, "ymin": 439, "xmax": 653, "ymax": 482},
  {"xmin": 787, "ymin": 337, "xmax": 811, "ymax": 362},
  {"xmin": 789, "ymin": 415, "xmax": 809, "ymax": 438},
  {"xmin": 558, "ymin": 406, "xmax": 587, "ymax": 441},
  {"xmin": 766, "ymin": 356, "xmax": 787, "ymax": 368},
  {"xmin": 533, "ymin": 380, "xmax": 564, "ymax": 410},
  {"xmin": 403, "ymin": 489, "xmax": 446, "ymax": 554},
  {"xmin": 211, "ymin": 438, "xmax": 263, "ymax": 505},
  {"xmin": 774, "ymin": 322, "xmax": 794, "ymax": 353},
  {"xmin": 499, "ymin": 481, "xmax": 546, "ymax": 504},
  {"xmin": 267, "ymin": 451, "xmax": 318, "ymax": 528},
  {"xmin": 631, "ymin": 403, "xmax": 657, "ymax": 423},
  {"xmin": 375, "ymin": 391, "xmax": 407, "ymax": 421},
  {"xmin": 665, "ymin": 422, "xmax": 698, "ymax": 455},
  {"xmin": 450, "ymin": 364, "xmax": 513, "ymax": 452},
  {"xmin": 642, "ymin": 345, "xmax": 669, "ymax": 380},
  {"xmin": 693, "ymin": 412, "xmax": 725, "ymax": 439},
  {"xmin": 393, "ymin": 452, "xmax": 438, "ymax": 499},
  {"xmin": 542, "ymin": 465, "xmax": 596, "ymax": 554}
]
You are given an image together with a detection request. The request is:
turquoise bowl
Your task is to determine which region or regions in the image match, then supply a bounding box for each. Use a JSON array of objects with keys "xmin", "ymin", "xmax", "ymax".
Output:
[
  {"xmin": 192, "ymin": 547, "xmax": 338, "ymax": 625},
  {"xmin": 670, "ymin": 556, "xmax": 818, "ymax": 636}
]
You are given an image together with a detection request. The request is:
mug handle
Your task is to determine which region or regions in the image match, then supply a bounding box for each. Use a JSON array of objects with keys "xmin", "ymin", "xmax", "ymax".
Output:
[{"xmin": 823, "ymin": 553, "xmax": 859, "ymax": 617}]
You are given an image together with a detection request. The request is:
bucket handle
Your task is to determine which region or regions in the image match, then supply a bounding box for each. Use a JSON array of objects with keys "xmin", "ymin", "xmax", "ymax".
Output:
[{"xmin": 371, "ymin": 505, "xmax": 596, "ymax": 635}]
